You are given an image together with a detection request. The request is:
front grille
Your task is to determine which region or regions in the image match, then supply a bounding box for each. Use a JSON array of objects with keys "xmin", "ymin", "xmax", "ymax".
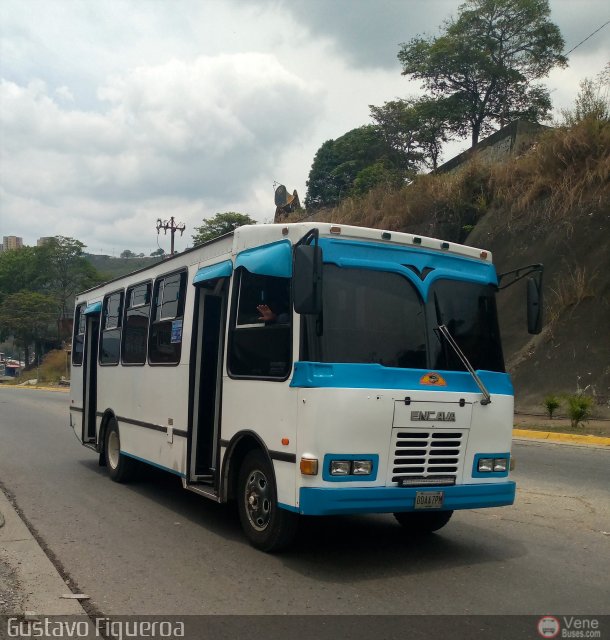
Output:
[{"xmin": 390, "ymin": 430, "xmax": 465, "ymax": 484}]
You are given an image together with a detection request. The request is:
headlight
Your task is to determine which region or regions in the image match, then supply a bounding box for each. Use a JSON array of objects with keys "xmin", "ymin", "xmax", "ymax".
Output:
[
  {"xmin": 477, "ymin": 458, "xmax": 494, "ymax": 472},
  {"xmin": 477, "ymin": 456, "xmax": 509, "ymax": 473},
  {"xmin": 352, "ymin": 460, "xmax": 373, "ymax": 475},
  {"xmin": 330, "ymin": 460, "xmax": 351, "ymax": 475},
  {"xmin": 493, "ymin": 458, "xmax": 508, "ymax": 473}
]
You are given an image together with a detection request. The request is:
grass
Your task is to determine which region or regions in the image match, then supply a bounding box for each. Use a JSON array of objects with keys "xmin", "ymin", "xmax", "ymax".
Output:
[
  {"xmin": 514, "ymin": 416, "xmax": 610, "ymax": 438},
  {"xmin": 488, "ymin": 116, "xmax": 610, "ymax": 230},
  {"xmin": 547, "ymin": 264, "xmax": 598, "ymax": 325},
  {"xmin": 287, "ymin": 117, "xmax": 610, "ymax": 243},
  {"xmin": 8, "ymin": 350, "xmax": 70, "ymax": 386}
]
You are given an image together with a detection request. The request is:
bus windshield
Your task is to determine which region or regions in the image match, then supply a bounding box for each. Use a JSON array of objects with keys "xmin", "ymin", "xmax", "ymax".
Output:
[{"xmin": 302, "ymin": 265, "xmax": 505, "ymax": 373}]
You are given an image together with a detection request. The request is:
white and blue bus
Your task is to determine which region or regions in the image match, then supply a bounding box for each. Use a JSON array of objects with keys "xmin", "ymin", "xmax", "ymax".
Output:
[{"xmin": 70, "ymin": 222, "xmax": 542, "ymax": 551}]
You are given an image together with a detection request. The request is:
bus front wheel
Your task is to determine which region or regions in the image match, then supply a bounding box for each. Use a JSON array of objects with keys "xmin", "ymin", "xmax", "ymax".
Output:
[
  {"xmin": 393, "ymin": 510, "xmax": 453, "ymax": 533},
  {"xmin": 237, "ymin": 450, "xmax": 298, "ymax": 552},
  {"xmin": 104, "ymin": 420, "xmax": 137, "ymax": 483}
]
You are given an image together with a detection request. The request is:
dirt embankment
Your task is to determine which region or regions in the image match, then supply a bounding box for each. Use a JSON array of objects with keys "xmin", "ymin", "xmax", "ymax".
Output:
[
  {"xmin": 468, "ymin": 208, "xmax": 609, "ymax": 414},
  {"xmin": 466, "ymin": 120, "xmax": 610, "ymax": 414}
]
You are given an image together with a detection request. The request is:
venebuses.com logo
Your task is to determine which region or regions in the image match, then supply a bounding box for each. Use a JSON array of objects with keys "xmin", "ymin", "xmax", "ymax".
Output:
[{"xmin": 537, "ymin": 616, "xmax": 602, "ymax": 639}]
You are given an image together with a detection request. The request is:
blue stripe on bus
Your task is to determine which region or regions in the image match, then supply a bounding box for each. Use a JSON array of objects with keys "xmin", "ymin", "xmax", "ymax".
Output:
[
  {"xmin": 290, "ymin": 362, "xmax": 513, "ymax": 395},
  {"xmin": 121, "ymin": 452, "xmax": 187, "ymax": 478},
  {"xmin": 278, "ymin": 502, "xmax": 300, "ymax": 513},
  {"xmin": 297, "ymin": 481, "xmax": 516, "ymax": 516}
]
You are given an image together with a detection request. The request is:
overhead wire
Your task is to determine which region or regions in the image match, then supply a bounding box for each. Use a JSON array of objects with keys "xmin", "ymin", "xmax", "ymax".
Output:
[{"xmin": 564, "ymin": 19, "xmax": 610, "ymax": 56}]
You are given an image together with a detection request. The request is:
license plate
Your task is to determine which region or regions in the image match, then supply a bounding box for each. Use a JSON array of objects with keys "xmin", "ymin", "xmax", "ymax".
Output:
[{"xmin": 414, "ymin": 491, "xmax": 444, "ymax": 509}]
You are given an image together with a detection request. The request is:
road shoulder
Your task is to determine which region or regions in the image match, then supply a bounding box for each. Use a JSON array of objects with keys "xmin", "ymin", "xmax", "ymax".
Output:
[{"xmin": 0, "ymin": 489, "xmax": 87, "ymax": 616}]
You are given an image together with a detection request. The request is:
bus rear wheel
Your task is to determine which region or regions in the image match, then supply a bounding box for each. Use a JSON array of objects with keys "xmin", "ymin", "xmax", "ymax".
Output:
[
  {"xmin": 237, "ymin": 449, "xmax": 298, "ymax": 552},
  {"xmin": 104, "ymin": 420, "xmax": 137, "ymax": 483},
  {"xmin": 393, "ymin": 510, "xmax": 453, "ymax": 533}
]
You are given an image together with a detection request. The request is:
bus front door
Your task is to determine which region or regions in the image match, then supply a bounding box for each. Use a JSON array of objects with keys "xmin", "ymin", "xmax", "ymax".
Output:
[
  {"xmin": 82, "ymin": 315, "xmax": 99, "ymax": 444},
  {"xmin": 189, "ymin": 284, "xmax": 226, "ymax": 484}
]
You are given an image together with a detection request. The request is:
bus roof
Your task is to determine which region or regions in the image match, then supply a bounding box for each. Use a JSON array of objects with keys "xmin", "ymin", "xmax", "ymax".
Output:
[{"xmin": 77, "ymin": 222, "xmax": 492, "ymax": 298}]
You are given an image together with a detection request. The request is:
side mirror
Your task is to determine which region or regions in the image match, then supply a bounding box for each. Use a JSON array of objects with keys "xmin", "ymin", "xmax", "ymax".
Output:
[
  {"xmin": 293, "ymin": 244, "xmax": 322, "ymax": 314},
  {"xmin": 527, "ymin": 277, "xmax": 543, "ymax": 334}
]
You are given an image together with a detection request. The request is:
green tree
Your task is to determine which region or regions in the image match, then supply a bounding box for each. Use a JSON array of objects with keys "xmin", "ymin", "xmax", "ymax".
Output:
[
  {"xmin": 305, "ymin": 125, "xmax": 397, "ymax": 209},
  {"xmin": 192, "ymin": 212, "xmax": 256, "ymax": 246},
  {"xmin": 38, "ymin": 237, "xmax": 100, "ymax": 336},
  {"xmin": 120, "ymin": 249, "xmax": 136, "ymax": 259},
  {"xmin": 150, "ymin": 248, "xmax": 165, "ymax": 257},
  {"xmin": 560, "ymin": 66, "xmax": 610, "ymax": 126},
  {"xmin": 398, "ymin": 0, "xmax": 567, "ymax": 146},
  {"xmin": 370, "ymin": 96, "xmax": 456, "ymax": 170},
  {"xmin": 0, "ymin": 246, "xmax": 47, "ymax": 304},
  {"xmin": 0, "ymin": 291, "xmax": 56, "ymax": 366}
]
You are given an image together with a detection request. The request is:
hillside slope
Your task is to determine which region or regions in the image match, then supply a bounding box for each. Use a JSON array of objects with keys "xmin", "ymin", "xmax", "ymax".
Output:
[
  {"xmin": 468, "ymin": 193, "xmax": 609, "ymax": 412},
  {"xmin": 291, "ymin": 118, "xmax": 610, "ymax": 413},
  {"xmin": 85, "ymin": 254, "xmax": 162, "ymax": 281}
]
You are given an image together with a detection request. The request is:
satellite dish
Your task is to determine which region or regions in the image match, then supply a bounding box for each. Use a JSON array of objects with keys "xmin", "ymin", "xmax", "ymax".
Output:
[
  {"xmin": 275, "ymin": 185, "xmax": 288, "ymax": 207},
  {"xmin": 275, "ymin": 184, "xmax": 295, "ymax": 208}
]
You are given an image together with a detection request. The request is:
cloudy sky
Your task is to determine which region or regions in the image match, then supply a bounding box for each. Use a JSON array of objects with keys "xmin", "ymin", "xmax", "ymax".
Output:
[{"xmin": 1, "ymin": 0, "xmax": 608, "ymax": 255}]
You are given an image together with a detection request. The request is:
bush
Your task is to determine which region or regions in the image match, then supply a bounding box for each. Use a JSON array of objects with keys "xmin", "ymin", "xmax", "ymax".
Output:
[
  {"xmin": 543, "ymin": 394, "xmax": 561, "ymax": 419},
  {"xmin": 565, "ymin": 394, "xmax": 594, "ymax": 429},
  {"xmin": 14, "ymin": 349, "xmax": 69, "ymax": 385}
]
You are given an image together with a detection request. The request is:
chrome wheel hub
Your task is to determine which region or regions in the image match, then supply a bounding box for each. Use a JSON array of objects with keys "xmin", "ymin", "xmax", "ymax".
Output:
[{"xmin": 245, "ymin": 470, "xmax": 272, "ymax": 531}]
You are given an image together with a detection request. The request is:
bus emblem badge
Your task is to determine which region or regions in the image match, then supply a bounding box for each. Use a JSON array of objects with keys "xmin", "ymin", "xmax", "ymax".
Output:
[
  {"xmin": 420, "ymin": 372, "xmax": 447, "ymax": 386},
  {"xmin": 411, "ymin": 411, "xmax": 455, "ymax": 422}
]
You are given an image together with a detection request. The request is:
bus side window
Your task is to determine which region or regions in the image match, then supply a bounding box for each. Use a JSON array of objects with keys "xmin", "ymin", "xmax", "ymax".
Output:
[
  {"xmin": 100, "ymin": 291, "xmax": 124, "ymax": 365},
  {"xmin": 228, "ymin": 268, "xmax": 291, "ymax": 379},
  {"xmin": 149, "ymin": 271, "xmax": 187, "ymax": 364},
  {"xmin": 72, "ymin": 303, "xmax": 86, "ymax": 366},
  {"xmin": 122, "ymin": 282, "xmax": 151, "ymax": 365}
]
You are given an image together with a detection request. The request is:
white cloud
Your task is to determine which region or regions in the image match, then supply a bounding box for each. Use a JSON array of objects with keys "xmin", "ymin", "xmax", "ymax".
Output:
[
  {"xmin": 55, "ymin": 85, "xmax": 74, "ymax": 102},
  {"xmin": 0, "ymin": 0, "xmax": 608, "ymax": 255},
  {"xmin": 0, "ymin": 53, "xmax": 322, "ymax": 252}
]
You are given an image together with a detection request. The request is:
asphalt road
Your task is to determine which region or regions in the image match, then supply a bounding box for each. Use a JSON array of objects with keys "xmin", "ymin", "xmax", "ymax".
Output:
[{"xmin": 0, "ymin": 387, "xmax": 608, "ymax": 617}]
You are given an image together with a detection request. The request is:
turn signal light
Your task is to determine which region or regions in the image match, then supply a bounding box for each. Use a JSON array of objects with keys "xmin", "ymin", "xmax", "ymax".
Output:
[{"xmin": 300, "ymin": 457, "xmax": 319, "ymax": 476}]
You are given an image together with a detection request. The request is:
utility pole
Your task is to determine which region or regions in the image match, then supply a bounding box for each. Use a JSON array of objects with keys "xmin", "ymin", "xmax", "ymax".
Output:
[{"xmin": 156, "ymin": 217, "xmax": 186, "ymax": 255}]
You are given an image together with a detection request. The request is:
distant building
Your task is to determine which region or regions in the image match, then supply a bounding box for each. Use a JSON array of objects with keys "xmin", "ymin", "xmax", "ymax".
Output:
[
  {"xmin": 37, "ymin": 236, "xmax": 54, "ymax": 246},
  {"xmin": 1, "ymin": 236, "xmax": 24, "ymax": 252}
]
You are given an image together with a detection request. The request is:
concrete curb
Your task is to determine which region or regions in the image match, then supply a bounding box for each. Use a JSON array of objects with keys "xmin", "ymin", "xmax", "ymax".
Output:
[
  {"xmin": 513, "ymin": 428, "xmax": 610, "ymax": 448},
  {"xmin": 0, "ymin": 490, "xmax": 87, "ymax": 616}
]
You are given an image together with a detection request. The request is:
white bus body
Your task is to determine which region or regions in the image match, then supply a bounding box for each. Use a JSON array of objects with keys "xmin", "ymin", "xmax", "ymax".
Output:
[{"xmin": 70, "ymin": 223, "xmax": 518, "ymax": 550}]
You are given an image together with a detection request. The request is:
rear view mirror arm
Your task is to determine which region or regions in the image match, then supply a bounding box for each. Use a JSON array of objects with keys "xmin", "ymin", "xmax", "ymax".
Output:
[{"xmin": 497, "ymin": 264, "xmax": 543, "ymax": 291}]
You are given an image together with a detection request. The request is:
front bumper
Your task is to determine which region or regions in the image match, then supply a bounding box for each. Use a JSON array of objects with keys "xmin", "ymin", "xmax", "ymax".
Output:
[{"xmin": 296, "ymin": 481, "xmax": 515, "ymax": 516}]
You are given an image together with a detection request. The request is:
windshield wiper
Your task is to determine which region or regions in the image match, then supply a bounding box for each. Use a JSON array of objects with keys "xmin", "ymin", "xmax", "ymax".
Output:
[{"xmin": 437, "ymin": 324, "xmax": 492, "ymax": 406}]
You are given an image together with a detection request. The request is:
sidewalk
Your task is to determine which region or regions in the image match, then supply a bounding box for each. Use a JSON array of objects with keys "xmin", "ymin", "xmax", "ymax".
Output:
[{"xmin": 0, "ymin": 489, "xmax": 87, "ymax": 616}]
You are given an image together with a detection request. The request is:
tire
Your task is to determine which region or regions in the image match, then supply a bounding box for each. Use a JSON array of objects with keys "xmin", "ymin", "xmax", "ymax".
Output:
[
  {"xmin": 393, "ymin": 510, "xmax": 453, "ymax": 533},
  {"xmin": 104, "ymin": 419, "xmax": 137, "ymax": 483},
  {"xmin": 237, "ymin": 449, "xmax": 298, "ymax": 552}
]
